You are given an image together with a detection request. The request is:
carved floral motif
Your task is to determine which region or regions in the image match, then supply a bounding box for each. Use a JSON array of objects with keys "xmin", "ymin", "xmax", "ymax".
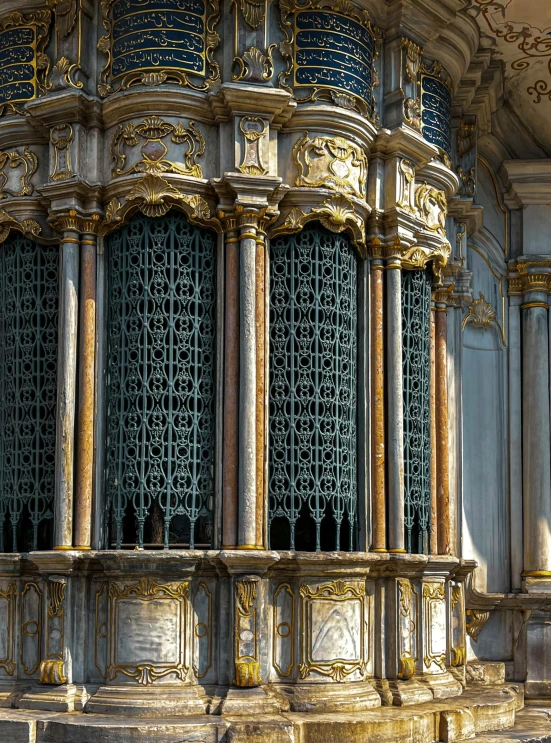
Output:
[{"xmin": 293, "ymin": 133, "xmax": 368, "ymax": 199}]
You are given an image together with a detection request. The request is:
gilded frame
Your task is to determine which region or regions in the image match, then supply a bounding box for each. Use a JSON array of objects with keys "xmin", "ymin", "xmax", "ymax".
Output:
[
  {"xmin": 0, "ymin": 10, "xmax": 52, "ymax": 116},
  {"xmin": 278, "ymin": 0, "xmax": 379, "ymax": 120},
  {"xmin": 97, "ymin": 0, "xmax": 221, "ymax": 97}
]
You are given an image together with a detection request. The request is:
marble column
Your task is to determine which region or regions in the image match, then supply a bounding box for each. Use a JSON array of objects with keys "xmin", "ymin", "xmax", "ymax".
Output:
[
  {"xmin": 386, "ymin": 258, "xmax": 405, "ymax": 552},
  {"xmin": 255, "ymin": 224, "xmax": 267, "ymax": 549},
  {"xmin": 54, "ymin": 225, "xmax": 80, "ymax": 550},
  {"xmin": 222, "ymin": 218, "xmax": 240, "ymax": 549},
  {"xmin": 238, "ymin": 213, "xmax": 258, "ymax": 548},
  {"xmin": 371, "ymin": 259, "xmax": 386, "ymax": 551},
  {"xmin": 435, "ymin": 302, "xmax": 451, "ymax": 555},
  {"xmin": 522, "ymin": 289, "xmax": 551, "ymax": 575},
  {"xmin": 74, "ymin": 226, "xmax": 97, "ymax": 549},
  {"xmin": 508, "ymin": 295, "xmax": 523, "ymax": 590},
  {"xmin": 429, "ymin": 303, "xmax": 438, "ymax": 554}
]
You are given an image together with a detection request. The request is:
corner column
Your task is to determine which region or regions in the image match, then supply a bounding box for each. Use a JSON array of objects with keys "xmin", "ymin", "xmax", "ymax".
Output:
[
  {"xmin": 371, "ymin": 258, "xmax": 386, "ymax": 551},
  {"xmin": 521, "ymin": 281, "xmax": 551, "ymax": 577},
  {"xmin": 54, "ymin": 220, "xmax": 80, "ymax": 550},
  {"xmin": 238, "ymin": 211, "xmax": 259, "ymax": 549},
  {"xmin": 74, "ymin": 220, "xmax": 99, "ymax": 549},
  {"xmin": 386, "ymin": 257, "xmax": 405, "ymax": 552},
  {"xmin": 222, "ymin": 217, "xmax": 240, "ymax": 549},
  {"xmin": 435, "ymin": 298, "xmax": 451, "ymax": 555}
]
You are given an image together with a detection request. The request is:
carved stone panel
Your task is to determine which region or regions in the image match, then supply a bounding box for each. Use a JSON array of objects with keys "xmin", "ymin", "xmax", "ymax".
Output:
[
  {"xmin": 192, "ymin": 582, "xmax": 213, "ymax": 681},
  {"xmin": 273, "ymin": 583, "xmax": 294, "ymax": 679},
  {"xmin": 293, "ymin": 133, "xmax": 368, "ymax": 199},
  {"xmin": 20, "ymin": 581, "xmax": 42, "ymax": 678},
  {"xmin": 0, "ymin": 582, "xmax": 16, "ymax": 677},
  {"xmin": 422, "ymin": 582, "xmax": 447, "ymax": 675},
  {"xmin": 397, "ymin": 579, "xmax": 418, "ymax": 680},
  {"xmin": 299, "ymin": 580, "xmax": 368, "ymax": 683}
]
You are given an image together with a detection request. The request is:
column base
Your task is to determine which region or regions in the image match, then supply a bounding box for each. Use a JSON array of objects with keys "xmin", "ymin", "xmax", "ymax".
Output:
[
  {"xmin": 19, "ymin": 683, "xmax": 94, "ymax": 712},
  {"xmin": 374, "ymin": 678, "xmax": 433, "ymax": 706},
  {"xmin": 418, "ymin": 671, "xmax": 463, "ymax": 699},
  {"xmin": 272, "ymin": 681, "xmax": 381, "ymax": 713},
  {"xmin": 213, "ymin": 686, "xmax": 286, "ymax": 715},
  {"xmin": 85, "ymin": 684, "xmax": 208, "ymax": 717}
]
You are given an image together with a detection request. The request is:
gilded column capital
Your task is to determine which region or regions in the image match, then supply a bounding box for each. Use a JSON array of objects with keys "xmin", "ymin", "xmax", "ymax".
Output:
[
  {"xmin": 509, "ymin": 259, "xmax": 551, "ymax": 296},
  {"xmin": 49, "ymin": 210, "xmax": 102, "ymax": 235}
]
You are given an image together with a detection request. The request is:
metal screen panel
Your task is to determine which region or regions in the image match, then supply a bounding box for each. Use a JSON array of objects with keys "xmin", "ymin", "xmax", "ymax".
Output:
[
  {"xmin": 269, "ymin": 226, "xmax": 358, "ymax": 552},
  {"xmin": 402, "ymin": 269, "xmax": 432, "ymax": 554},
  {"xmin": 106, "ymin": 212, "xmax": 216, "ymax": 549},
  {"xmin": 0, "ymin": 235, "xmax": 58, "ymax": 552}
]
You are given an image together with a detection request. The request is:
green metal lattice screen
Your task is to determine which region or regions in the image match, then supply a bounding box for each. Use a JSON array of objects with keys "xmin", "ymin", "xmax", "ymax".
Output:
[
  {"xmin": 269, "ymin": 226, "xmax": 358, "ymax": 552},
  {"xmin": 402, "ymin": 269, "xmax": 432, "ymax": 554},
  {"xmin": 0, "ymin": 235, "xmax": 58, "ymax": 552},
  {"xmin": 105, "ymin": 212, "xmax": 216, "ymax": 549}
]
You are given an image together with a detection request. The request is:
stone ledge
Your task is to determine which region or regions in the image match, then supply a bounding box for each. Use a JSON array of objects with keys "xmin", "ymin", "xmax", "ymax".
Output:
[{"xmin": 0, "ymin": 685, "xmax": 524, "ymax": 743}]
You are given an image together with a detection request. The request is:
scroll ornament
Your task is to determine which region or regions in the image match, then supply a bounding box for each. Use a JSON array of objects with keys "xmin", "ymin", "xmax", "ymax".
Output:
[{"xmin": 293, "ymin": 133, "xmax": 368, "ymax": 199}]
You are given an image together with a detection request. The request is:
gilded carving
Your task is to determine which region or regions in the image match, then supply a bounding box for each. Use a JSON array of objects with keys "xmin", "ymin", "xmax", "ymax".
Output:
[
  {"xmin": 111, "ymin": 117, "xmax": 205, "ymax": 179},
  {"xmin": 233, "ymin": 46, "xmax": 275, "ymax": 83},
  {"xmin": 47, "ymin": 580, "xmax": 66, "ymax": 618},
  {"xmin": 457, "ymin": 121, "xmax": 476, "ymax": 157},
  {"xmin": 0, "ymin": 208, "xmax": 42, "ymax": 245},
  {"xmin": 97, "ymin": 0, "xmax": 221, "ymax": 97},
  {"xmin": 404, "ymin": 97, "xmax": 422, "ymax": 130},
  {"xmin": 234, "ymin": 576, "xmax": 261, "ymax": 688},
  {"xmin": 402, "ymin": 38, "xmax": 422, "ymax": 83},
  {"xmin": 299, "ymin": 581, "xmax": 368, "ymax": 683},
  {"xmin": 397, "ymin": 579, "xmax": 417, "ymax": 681},
  {"xmin": 47, "ymin": 0, "xmax": 77, "ymax": 39},
  {"xmin": 466, "ymin": 609, "xmax": 490, "ymax": 642},
  {"xmin": 107, "ymin": 578, "xmax": 190, "ymax": 685},
  {"xmin": 50, "ymin": 124, "xmax": 75, "ymax": 181},
  {"xmin": 457, "ymin": 166, "xmax": 476, "ymax": 198},
  {"xmin": 48, "ymin": 57, "xmax": 82, "ymax": 90},
  {"xmin": 238, "ymin": 117, "xmax": 268, "ymax": 176},
  {"xmin": 237, "ymin": 0, "xmax": 265, "ymax": 29},
  {"xmin": 422, "ymin": 582, "xmax": 447, "ymax": 673},
  {"xmin": 0, "ymin": 11, "xmax": 52, "ymax": 116},
  {"xmin": 271, "ymin": 195, "xmax": 366, "ymax": 256},
  {"xmin": 293, "ymin": 133, "xmax": 368, "ymax": 199},
  {"xmin": 397, "ymin": 159, "xmax": 416, "ymax": 214},
  {"xmin": 415, "ymin": 182, "xmax": 447, "ymax": 237},
  {"xmin": 462, "ymin": 293, "xmax": 506, "ymax": 347},
  {"xmin": 0, "ymin": 583, "xmax": 17, "ymax": 676},
  {"xmin": 0, "ymin": 148, "xmax": 38, "ymax": 199},
  {"xmin": 39, "ymin": 659, "xmax": 67, "ymax": 685},
  {"xmin": 125, "ymin": 174, "xmax": 193, "ymax": 218}
]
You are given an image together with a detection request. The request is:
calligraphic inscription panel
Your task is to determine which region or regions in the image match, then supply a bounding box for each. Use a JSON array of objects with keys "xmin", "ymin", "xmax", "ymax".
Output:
[
  {"xmin": 294, "ymin": 11, "xmax": 374, "ymax": 106},
  {"xmin": 111, "ymin": 0, "xmax": 207, "ymax": 82},
  {"xmin": 0, "ymin": 25, "xmax": 37, "ymax": 108},
  {"xmin": 421, "ymin": 75, "xmax": 452, "ymax": 154}
]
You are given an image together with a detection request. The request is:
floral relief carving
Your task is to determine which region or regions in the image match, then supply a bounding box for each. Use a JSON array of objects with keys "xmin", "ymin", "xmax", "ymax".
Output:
[
  {"xmin": 415, "ymin": 182, "xmax": 448, "ymax": 236},
  {"xmin": 293, "ymin": 133, "xmax": 368, "ymax": 199},
  {"xmin": 0, "ymin": 149, "xmax": 38, "ymax": 199}
]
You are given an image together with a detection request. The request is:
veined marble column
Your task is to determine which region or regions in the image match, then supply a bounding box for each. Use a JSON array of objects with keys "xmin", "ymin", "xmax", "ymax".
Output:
[
  {"xmin": 386, "ymin": 258, "xmax": 405, "ymax": 552},
  {"xmin": 74, "ymin": 224, "xmax": 98, "ymax": 549},
  {"xmin": 522, "ymin": 287, "xmax": 551, "ymax": 576},
  {"xmin": 508, "ymin": 295, "xmax": 523, "ymax": 590},
  {"xmin": 371, "ymin": 259, "xmax": 386, "ymax": 551},
  {"xmin": 255, "ymin": 223, "xmax": 268, "ymax": 549},
  {"xmin": 54, "ymin": 224, "xmax": 80, "ymax": 550},
  {"xmin": 222, "ymin": 218, "xmax": 240, "ymax": 549},
  {"xmin": 435, "ymin": 301, "xmax": 451, "ymax": 555},
  {"xmin": 429, "ymin": 302, "xmax": 438, "ymax": 554},
  {"xmin": 238, "ymin": 212, "xmax": 258, "ymax": 548}
]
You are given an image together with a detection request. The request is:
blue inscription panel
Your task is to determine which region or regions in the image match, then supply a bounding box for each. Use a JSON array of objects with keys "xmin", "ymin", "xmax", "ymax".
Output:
[
  {"xmin": 421, "ymin": 75, "xmax": 452, "ymax": 154},
  {"xmin": 111, "ymin": 0, "xmax": 206, "ymax": 81},
  {"xmin": 0, "ymin": 25, "xmax": 37, "ymax": 108},
  {"xmin": 294, "ymin": 11, "xmax": 374, "ymax": 107}
]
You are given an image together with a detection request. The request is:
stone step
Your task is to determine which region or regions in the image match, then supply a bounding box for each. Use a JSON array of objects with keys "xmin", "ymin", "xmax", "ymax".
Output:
[
  {"xmin": 472, "ymin": 708, "xmax": 551, "ymax": 742},
  {"xmin": 0, "ymin": 684, "xmax": 524, "ymax": 743}
]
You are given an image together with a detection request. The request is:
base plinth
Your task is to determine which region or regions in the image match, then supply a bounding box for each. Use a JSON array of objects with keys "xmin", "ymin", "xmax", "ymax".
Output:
[
  {"xmin": 273, "ymin": 680, "xmax": 381, "ymax": 712},
  {"xmin": 19, "ymin": 684, "xmax": 94, "ymax": 712},
  {"xmin": 85, "ymin": 685, "xmax": 208, "ymax": 717}
]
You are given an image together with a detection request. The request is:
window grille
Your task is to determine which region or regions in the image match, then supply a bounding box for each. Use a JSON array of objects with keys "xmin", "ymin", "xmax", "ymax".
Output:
[
  {"xmin": 105, "ymin": 212, "xmax": 216, "ymax": 549},
  {"xmin": 402, "ymin": 269, "xmax": 432, "ymax": 553},
  {"xmin": 0, "ymin": 235, "xmax": 58, "ymax": 552},
  {"xmin": 269, "ymin": 226, "xmax": 358, "ymax": 552}
]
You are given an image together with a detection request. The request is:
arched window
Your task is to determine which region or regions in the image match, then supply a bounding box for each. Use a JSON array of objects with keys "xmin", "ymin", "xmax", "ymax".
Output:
[
  {"xmin": 105, "ymin": 212, "xmax": 217, "ymax": 549},
  {"xmin": 269, "ymin": 225, "xmax": 358, "ymax": 552},
  {"xmin": 0, "ymin": 235, "xmax": 58, "ymax": 552},
  {"xmin": 402, "ymin": 269, "xmax": 432, "ymax": 553}
]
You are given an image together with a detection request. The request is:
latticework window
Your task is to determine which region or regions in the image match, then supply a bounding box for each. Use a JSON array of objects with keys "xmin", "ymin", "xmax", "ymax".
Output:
[
  {"xmin": 402, "ymin": 269, "xmax": 432, "ymax": 553},
  {"xmin": 0, "ymin": 235, "xmax": 58, "ymax": 552},
  {"xmin": 269, "ymin": 226, "xmax": 358, "ymax": 552},
  {"xmin": 105, "ymin": 212, "xmax": 217, "ymax": 549}
]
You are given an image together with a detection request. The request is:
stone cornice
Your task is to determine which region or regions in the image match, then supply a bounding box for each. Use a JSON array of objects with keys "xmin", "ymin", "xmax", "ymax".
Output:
[{"xmin": 500, "ymin": 160, "xmax": 551, "ymax": 207}]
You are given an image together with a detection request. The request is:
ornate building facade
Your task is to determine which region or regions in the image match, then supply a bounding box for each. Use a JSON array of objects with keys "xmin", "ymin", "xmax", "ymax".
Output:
[{"xmin": 0, "ymin": 0, "xmax": 550, "ymax": 740}]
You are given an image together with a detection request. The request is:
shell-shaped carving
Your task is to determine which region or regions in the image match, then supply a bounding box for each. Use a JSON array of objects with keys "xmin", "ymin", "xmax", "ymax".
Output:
[{"xmin": 239, "ymin": 0, "xmax": 265, "ymax": 29}]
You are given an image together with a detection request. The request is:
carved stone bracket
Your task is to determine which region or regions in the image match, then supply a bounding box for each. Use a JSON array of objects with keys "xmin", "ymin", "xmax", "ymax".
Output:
[
  {"xmin": 0, "ymin": 208, "xmax": 43, "ymax": 245},
  {"xmin": 462, "ymin": 292, "xmax": 506, "ymax": 347}
]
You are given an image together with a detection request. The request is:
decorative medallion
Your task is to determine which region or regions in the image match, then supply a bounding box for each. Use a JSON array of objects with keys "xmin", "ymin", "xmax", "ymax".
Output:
[
  {"xmin": 111, "ymin": 116, "xmax": 205, "ymax": 178},
  {"xmin": 0, "ymin": 10, "xmax": 52, "ymax": 116},
  {"xmin": 237, "ymin": 117, "xmax": 268, "ymax": 175},
  {"xmin": 51, "ymin": 125, "xmax": 75, "ymax": 181},
  {"xmin": 279, "ymin": 0, "xmax": 378, "ymax": 119},
  {"xmin": 97, "ymin": 0, "xmax": 221, "ymax": 97},
  {"xmin": 293, "ymin": 133, "xmax": 368, "ymax": 199}
]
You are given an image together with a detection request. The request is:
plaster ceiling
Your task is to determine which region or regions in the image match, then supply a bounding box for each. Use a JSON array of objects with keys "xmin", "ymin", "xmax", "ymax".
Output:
[{"xmin": 467, "ymin": 0, "xmax": 551, "ymax": 154}]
